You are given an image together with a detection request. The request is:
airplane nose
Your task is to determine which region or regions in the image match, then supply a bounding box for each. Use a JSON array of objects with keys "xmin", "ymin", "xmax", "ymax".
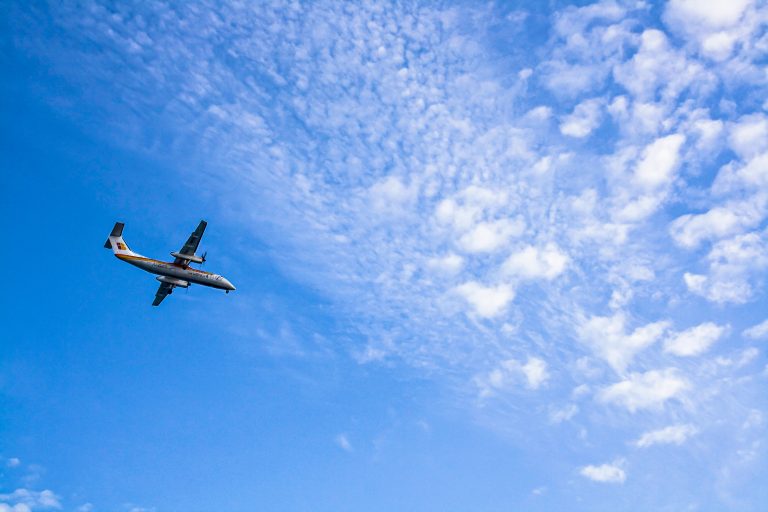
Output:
[{"xmin": 225, "ymin": 279, "xmax": 236, "ymax": 291}]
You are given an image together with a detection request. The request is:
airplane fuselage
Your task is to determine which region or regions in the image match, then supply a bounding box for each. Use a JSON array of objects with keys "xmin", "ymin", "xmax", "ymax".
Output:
[{"xmin": 116, "ymin": 254, "xmax": 236, "ymax": 291}]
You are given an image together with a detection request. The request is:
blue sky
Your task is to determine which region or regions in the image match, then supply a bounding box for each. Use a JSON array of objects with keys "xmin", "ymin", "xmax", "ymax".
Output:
[{"xmin": 2, "ymin": 1, "xmax": 768, "ymax": 510}]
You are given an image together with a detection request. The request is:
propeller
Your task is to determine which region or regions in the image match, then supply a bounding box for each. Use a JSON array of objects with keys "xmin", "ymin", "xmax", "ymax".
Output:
[{"xmin": 201, "ymin": 251, "xmax": 207, "ymax": 265}]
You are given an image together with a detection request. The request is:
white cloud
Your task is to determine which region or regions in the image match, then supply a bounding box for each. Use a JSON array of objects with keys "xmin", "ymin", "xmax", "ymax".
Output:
[
  {"xmin": 670, "ymin": 205, "xmax": 760, "ymax": 248},
  {"xmin": 549, "ymin": 404, "xmax": 579, "ymax": 424},
  {"xmin": 426, "ymin": 253, "xmax": 464, "ymax": 274},
  {"xmin": 454, "ymin": 282, "xmax": 514, "ymax": 319},
  {"xmin": 125, "ymin": 506, "xmax": 156, "ymax": 512},
  {"xmin": 368, "ymin": 176, "xmax": 417, "ymax": 215},
  {"xmin": 524, "ymin": 105, "xmax": 552, "ymax": 122},
  {"xmin": 743, "ymin": 319, "xmax": 768, "ymax": 340},
  {"xmin": 607, "ymin": 133, "xmax": 689, "ymax": 224},
  {"xmin": 572, "ymin": 383, "xmax": 591, "ymax": 398},
  {"xmin": 684, "ymin": 230, "xmax": 768, "ymax": 303},
  {"xmin": 664, "ymin": 0, "xmax": 755, "ymax": 60},
  {"xmin": 520, "ymin": 357, "xmax": 549, "ymax": 390},
  {"xmin": 580, "ymin": 459, "xmax": 626, "ymax": 484},
  {"xmin": 0, "ymin": 489, "xmax": 61, "ymax": 510},
  {"xmin": 354, "ymin": 336, "xmax": 395, "ymax": 364},
  {"xmin": 458, "ymin": 218, "xmax": 525, "ymax": 254},
  {"xmin": 716, "ymin": 347, "xmax": 760, "ymax": 368},
  {"xmin": 701, "ymin": 32, "xmax": 740, "ymax": 61},
  {"xmin": 335, "ymin": 433, "xmax": 353, "ymax": 452},
  {"xmin": 729, "ymin": 114, "xmax": 768, "ymax": 160},
  {"xmin": 598, "ymin": 369, "xmax": 688, "ymax": 412},
  {"xmin": 681, "ymin": 270, "xmax": 704, "ymax": 289},
  {"xmin": 614, "ymin": 29, "xmax": 711, "ymax": 103},
  {"xmin": 502, "ymin": 244, "xmax": 568, "ymax": 281},
  {"xmin": 634, "ymin": 424, "xmax": 697, "ymax": 447},
  {"xmin": 691, "ymin": 116, "xmax": 725, "ymax": 151},
  {"xmin": 664, "ymin": 322, "xmax": 728, "ymax": 356},
  {"xmin": 577, "ymin": 313, "xmax": 670, "ymax": 373},
  {"xmin": 627, "ymin": 101, "xmax": 667, "ymax": 137},
  {"xmin": 713, "ymin": 153, "xmax": 768, "ymax": 196},
  {"xmin": 560, "ymin": 98, "xmax": 603, "ymax": 138},
  {"xmin": 477, "ymin": 356, "xmax": 550, "ymax": 397},
  {"xmin": 435, "ymin": 187, "xmax": 509, "ymax": 232},
  {"xmin": 540, "ymin": 2, "xmax": 632, "ymax": 97},
  {"xmin": 633, "ymin": 134, "xmax": 686, "ymax": 189},
  {"xmin": 553, "ymin": 1, "xmax": 626, "ymax": 36},
  {"xmin": 614, "ymin": 194, "xmax": 662, "ymax": 223},
  {"xmin": 0, "ymin": 505, "xmax": 31, "ymax": 512},
  {"xmin": 666, "ymin": 0, "xmax": 752, "ymax": 29}
]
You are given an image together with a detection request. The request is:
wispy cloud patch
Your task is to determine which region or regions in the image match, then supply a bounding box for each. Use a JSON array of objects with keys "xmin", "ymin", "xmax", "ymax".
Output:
[
  {"xmin": 335, "ymin": 433, "xmax": 353, "ymax": 453},
  {"xmin": 634, "ymin": 424, "xmax": 697, "ymax": 447},
  {"xmin": 477, "ymin": 356, "xmax": 550, "ymax": 397},
  {"xmin": 502, "ymin": 244, "xmax": 568, "ymax": 281},
  {"xmin": 560, "ymin": 98, "xmax": 603, "ymax": 138},
  {"xmin": 633, "ymin": 134, "xmax": 686, "ymax": 189},
  {"xmin": 683, "ymin": 229, "xmax": 768, "ymax": 303},
  {"xmin": 598, "ymin": 369, "xmax": 688, "ymax": 412},
  {"xmin": 577, "ymin": 313, "xmax": 669, "ymax": 373},
  {"xmin": 664, "ymin": 0, "xmax": 757, "ymax": 61},
  {"xmin": 549, "ymin": 404, "xmax": 579, "ymax": 424},
  {"xmin": 454, "ymin": 282, "xmax": 514, "ymax": 319},
  {"xmin": 664, "ymin": 322, "xmax": 728, "ymax": 356},
  {"xmin": 0, "ymin": 489, "xmax": 61, "ymax": 510},
  {"xmin": 427, "ymin": 253, "xmax": 464, "ymax": 275},
  {"xmin": 743, "ymin": 319, "xmax": 768, "ymax": 340},
  {"xmin": 580, "ymin": 459, "xmax": 626, "ymax": 484},
  {"xmin": 458, "ymin": 219, "xmax": 525, "ymax": 254}
]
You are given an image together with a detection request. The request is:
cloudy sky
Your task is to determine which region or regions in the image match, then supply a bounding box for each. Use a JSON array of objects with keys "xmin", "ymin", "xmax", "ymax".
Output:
[{"xmin": 2, "ymin": 0, "xmax": 768, "ymax": 510}]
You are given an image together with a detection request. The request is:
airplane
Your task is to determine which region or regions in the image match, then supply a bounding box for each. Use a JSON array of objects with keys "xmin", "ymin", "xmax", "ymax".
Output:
[{"xmin": 104, "ymin": 220, "xmax": 235, "ymax": 306}]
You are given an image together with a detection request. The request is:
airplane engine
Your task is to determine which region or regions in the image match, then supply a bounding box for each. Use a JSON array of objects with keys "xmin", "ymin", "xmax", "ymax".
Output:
[
  {"xmin": 170, "ymin": 251, "xmax": 205, "ymax": 264},
  {"xmin": 156, "ymin": 276, "xmax": 189, "ymax": 288}
]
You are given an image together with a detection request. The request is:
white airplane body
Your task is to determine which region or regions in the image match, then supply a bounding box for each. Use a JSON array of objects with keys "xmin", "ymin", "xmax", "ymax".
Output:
[{"xmin": 104, "ymin": 220, "xmax": 235, "ymax": 306}]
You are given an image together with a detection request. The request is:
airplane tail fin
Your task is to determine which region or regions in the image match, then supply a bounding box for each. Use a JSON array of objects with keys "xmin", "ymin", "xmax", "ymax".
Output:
[{"xmin": 103, "ymin": 222, "xmax": 136, "ymax": 255}]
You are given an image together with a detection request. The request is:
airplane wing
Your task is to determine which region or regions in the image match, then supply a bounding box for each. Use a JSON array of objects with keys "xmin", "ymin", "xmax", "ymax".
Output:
[
  {"xmin": 173, "ymin": 220, "xmax": 207, "ymax": 265},
  {"xmin": 152, "ymin": 281, "xmax": 174, "ymax": 306}
]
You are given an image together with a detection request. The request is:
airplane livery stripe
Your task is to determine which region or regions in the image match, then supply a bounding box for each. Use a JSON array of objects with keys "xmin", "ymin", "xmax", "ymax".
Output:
[{"xmin": 115, "ymin": 254, "xmax": 213, "ymax": 275}]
